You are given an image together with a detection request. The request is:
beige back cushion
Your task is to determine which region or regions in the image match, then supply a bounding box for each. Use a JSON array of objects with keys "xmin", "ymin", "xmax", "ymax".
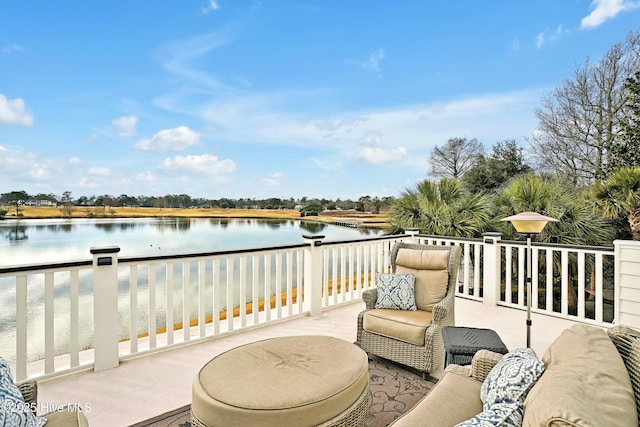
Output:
[
  {"xmin": 523, "ymin": 324, "xmax": 637, "ymax": 426},
  {"xmin": 395, "ymin": 248, "xmax": 449, "ymax": 312}
]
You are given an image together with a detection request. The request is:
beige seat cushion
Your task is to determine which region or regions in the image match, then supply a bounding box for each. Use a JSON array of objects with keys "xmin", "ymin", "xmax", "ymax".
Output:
[
  {"xmin": 44, "ymin": 408, "xmax": 89, "ymax": 427},
  {"xmin": 192, "ymin": 335, "xmax": 369, "ymax": 427},
  {"xmin": 391, "ymin": 370, "xmax": 483, "ymax": 426},
  {"xmin": 395, "ymin": 248, "xmax": 449, "ymax": 312},
  {"xmin": 363, "ymin": 308, "xmax": 433, "ymax": 346},
  {"xmin": 523, "ymin": 324, "xmax": 637, "ymax": 427}
]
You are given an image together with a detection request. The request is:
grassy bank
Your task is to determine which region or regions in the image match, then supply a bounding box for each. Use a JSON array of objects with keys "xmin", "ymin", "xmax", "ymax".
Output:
[{"xmin": 1, "ymin": 206, "xmax": 388, "ymax": 227}]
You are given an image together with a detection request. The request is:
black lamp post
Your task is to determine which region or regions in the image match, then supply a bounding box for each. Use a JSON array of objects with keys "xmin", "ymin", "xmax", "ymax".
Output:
[{"xmin": 501, "ymin": 212, "xmax": 558, "ymax": 347}]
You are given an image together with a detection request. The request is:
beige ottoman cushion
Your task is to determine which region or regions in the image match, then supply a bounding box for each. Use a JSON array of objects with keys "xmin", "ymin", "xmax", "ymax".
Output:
[{"xmin": 192, "ymin": 335, "xmax": 370, "ymax": 427}]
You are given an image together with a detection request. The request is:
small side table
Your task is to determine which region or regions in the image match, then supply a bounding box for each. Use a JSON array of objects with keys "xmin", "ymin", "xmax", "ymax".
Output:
[{"xmin": 442, "ymin": 326, "xmax": 508, "ymax": 367}]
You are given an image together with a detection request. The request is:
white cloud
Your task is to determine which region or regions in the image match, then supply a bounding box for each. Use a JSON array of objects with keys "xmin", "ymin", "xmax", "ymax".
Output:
[
  {"xmin": 2, "ymin": 44, "xmax": 24, "ymax": 54},
  {"xmin": 88, "ymin": 167, "xmax": 111, "ymax": 176},
  {"xmin": 536, "ymin": 25, "xmax": 569, "ymax": 48},
  {"xmin": 134, "ymin": 126, "xmax": 200, "ymax": 152},
  {"xmin": 511, "ymin": 38, "xmax": 520, "ymax": 52},
  {"xmin": 355, "ymin": 146, "xmax": 407, "ymax": 164},
  {"xmin": 112, "ymin": 115, "xmax": 138, "ymax": 137},
  {"xmin": 362, "ymin": 48, "xmax": 385, "ymax": 73},
  {"xmin": 83, "ymin": 134, "xmax": 99, "ymax": 144},
  {"xmin": 0, "ymin": 94, "xmax": 33, "ymax": 126},
  {"xmin": 201, "ymin": 0, "xmax": 219, "ymax": 14},
  {"xmin": 311, "ymin": 158, "xmax": 341, "ymax": 172},
  {"xmin": 160, "ymin": 154, "xmax": 236, "ymax": 175},
  {"xmin": 68, "ymin": 157, "xmax": 82, "ymax": 165},
  {"xmin": 261, "ymin": 171, "xmax": 286, "ymax": 186},
  {"xmin": 136, "ymin": 171, "xmax": 156, "ymax": 182},
  {"xmin": 581, "ymin": 0, "xmax": 640, "ymax": 29}
]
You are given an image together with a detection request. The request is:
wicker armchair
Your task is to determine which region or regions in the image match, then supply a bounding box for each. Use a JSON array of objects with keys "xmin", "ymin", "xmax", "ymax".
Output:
[{"xmin": 356, "ymin": 242, "xmax": 462, "ymax": 379}]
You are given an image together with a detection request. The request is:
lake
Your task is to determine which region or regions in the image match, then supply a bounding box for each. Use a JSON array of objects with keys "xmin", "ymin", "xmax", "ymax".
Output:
[{"xmin": 1, "ymin": 217, "xmax": 383, "ymax": 266}]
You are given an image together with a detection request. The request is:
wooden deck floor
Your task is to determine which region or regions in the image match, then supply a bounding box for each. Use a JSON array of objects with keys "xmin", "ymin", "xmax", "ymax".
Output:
[{"xmin": 37, "ymin": 297, "xmax": 579, "ymax": 427}]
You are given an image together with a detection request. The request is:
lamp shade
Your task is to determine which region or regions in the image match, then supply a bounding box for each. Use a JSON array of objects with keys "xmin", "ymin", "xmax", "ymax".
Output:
[{"xmin": 501, "ymin": 211, "xmax": 559, "ymax": 234}]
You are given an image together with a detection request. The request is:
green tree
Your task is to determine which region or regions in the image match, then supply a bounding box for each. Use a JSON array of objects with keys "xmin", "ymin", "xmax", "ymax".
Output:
[
  {"xmin": 495, "ymin": 174, "xmax": 611, "ymax": 245},
  {"xmin": 2, "ymin": 190, "xmax": 29, "ymax": 216},
  {"xmin": 387, "ymin": 178, "xmax": 494, "ymax": 237},
  {"xmin": 463, "ymin": 139, "xmax": 532, "ymax": 193},
  {"xmin": 592, "ymin": 167, "xmax": 640, "ymax": 240}
]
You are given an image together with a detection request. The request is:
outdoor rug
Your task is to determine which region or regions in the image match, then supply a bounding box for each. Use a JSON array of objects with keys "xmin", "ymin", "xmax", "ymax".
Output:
[{"xmin": 132, "ymin": 355, "xmax": 436, "ymax": 427}]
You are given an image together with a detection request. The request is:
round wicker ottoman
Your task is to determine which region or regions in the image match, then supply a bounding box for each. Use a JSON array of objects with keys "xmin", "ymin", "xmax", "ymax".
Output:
[{"xmin": 191, "ymin": 335, "xmax": 370, "ymax": 427}]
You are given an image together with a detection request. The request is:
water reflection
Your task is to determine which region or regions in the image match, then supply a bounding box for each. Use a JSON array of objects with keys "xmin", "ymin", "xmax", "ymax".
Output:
[
  {"xmin": 299, "ymin": 221, "xmax": 327, "ymax": 234},
  {"xmin": 3, "ymin": 223, "xmax": 28, "ymax": 243}
]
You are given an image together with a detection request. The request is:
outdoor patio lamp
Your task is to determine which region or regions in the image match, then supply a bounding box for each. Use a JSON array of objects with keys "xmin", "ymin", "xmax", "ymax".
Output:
[{"xmin": 501, "ymin": 211, "xmax": 559, "ymax": 348}]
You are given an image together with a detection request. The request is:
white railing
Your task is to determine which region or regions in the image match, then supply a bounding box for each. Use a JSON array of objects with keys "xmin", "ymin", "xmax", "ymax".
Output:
[
  {"xmin": 0, "ymin": 234, "xmax": 407, "ymax": 381},
  {"xmin": 0, "ymin": 230, "xmax": 624, "ymax": 382},
  {"xmin": 417, "ymin": 232, "xmax": 616, "ymax": 325},
  {"xmin": 496, "ymin": 240, "xmax": 615, "ymax": 325}
]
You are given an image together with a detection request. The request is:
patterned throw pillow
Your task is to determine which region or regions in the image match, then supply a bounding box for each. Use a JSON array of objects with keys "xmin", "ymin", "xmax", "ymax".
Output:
[
  {"xmin": 480, "ymin": 348, "xmax": 545, "ymax": 410},
  {"xmin": 374, "ymin": 272, "xmax": 417, "ymax": 311},
  {"xmin": 455, "ymin": 402, "xmax": 523, "ymax": 427},
  {"xmin": 0, "ymin": 358, "xmax": 47, "ymax": 427}
]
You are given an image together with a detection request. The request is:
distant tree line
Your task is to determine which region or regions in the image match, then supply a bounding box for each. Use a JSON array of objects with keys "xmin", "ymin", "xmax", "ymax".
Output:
[{"xmin": 0, "ymin": 190, "xmax": 395, "ymax": 219}]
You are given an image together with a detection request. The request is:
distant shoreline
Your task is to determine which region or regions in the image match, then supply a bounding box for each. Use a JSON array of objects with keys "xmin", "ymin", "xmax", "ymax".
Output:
[{"xmin": 1, "ymin": 206, "xmax": 389, "ymax": 228}]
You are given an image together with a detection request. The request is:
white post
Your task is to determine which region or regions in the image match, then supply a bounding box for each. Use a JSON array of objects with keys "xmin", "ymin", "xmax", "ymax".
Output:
[
  {"xmin": 482, "ymin": 232, "xmax": 502, "ymax": 306},
  {"xmin": 404, "ymin": 228, "xmax": 420, "ymax": 243},
  {"xmin": 303, "ymin": 235, "xmax": 324, "ymax": 317},
  {"xmin": 526, "ymin": 235, "xmax": 532, "ymax": 348},
  {"xmin": 91, "ymin": 246, "xmax": 120, "ymax": 372},
  {"xmin": 614, "ymin": 240, "xmax": 640, "ymax": 329}
]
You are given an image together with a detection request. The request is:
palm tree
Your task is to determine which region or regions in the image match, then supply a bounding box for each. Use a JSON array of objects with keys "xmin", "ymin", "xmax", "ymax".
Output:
[
  {"xmin": 387, "ymin": 178, "xmax": 494, "ymax": 238},
  {"xmin": 593, "ymin": 166, "xmax": 640, "ymax": 240},
  {"xmin": 495, "ymin": 174, "xmax": 611, "ymax": 245},
  {"xmin": 495, "ymin": 173, "xmax": 613, "ymax": 311}
]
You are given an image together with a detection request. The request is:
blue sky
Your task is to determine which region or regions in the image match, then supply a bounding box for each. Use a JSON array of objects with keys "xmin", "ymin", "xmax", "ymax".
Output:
[{"xmin": 1, "ymin": 1, "xmax": 639, "ymax": 201}]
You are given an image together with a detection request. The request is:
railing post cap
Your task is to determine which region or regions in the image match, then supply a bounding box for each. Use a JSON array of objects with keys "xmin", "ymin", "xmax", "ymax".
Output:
[
  {"xmin": 483, "ymin": 232, "xmax": 502, "ymax": 237},
  {"xmin": 90, "ymin": 246, "xmax": 121, "ymax": 254}
]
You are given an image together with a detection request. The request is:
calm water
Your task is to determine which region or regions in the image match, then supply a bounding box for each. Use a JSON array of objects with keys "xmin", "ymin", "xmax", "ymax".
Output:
[
  {"xmin": 0, "ymin": 218, "xmax": 382, "ymax": 364},
  {"xmin": 1, "ymin": 217, "xmax": 382, "ymax": 266}
]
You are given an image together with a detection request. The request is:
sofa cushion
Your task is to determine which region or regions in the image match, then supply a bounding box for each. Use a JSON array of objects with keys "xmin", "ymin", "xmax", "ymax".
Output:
[
  {"xmin": 455, "ymin": 402, "xmax": 523, "ymax": 427},
  {"xmin": 374, "ymin": 273, "xmax": 417, "ymax": 311},
  {"xmin": 481, "ymin": 348, "xmax": 544, "ymax": 410},
  {"xmin": 363, "ymin": 309, "xmax": 432, "ymax": 346},
  {"xmin": 391, "ymin": 370, "xmax": 483, "ymax": 427},
  {"xmin": 395, "ymin": 248, "xmax": 449, "ymax": 312},
  {"xmin": 523, "ymin": 324, "xmax": 637, "ymax": 427},
  {"xmin": 44, "ymin": 407, "xmax": 90, "ymax": 427},
  {"xmin": 0, "ymin": 358, "xmax": 47, "ymax": 427}
]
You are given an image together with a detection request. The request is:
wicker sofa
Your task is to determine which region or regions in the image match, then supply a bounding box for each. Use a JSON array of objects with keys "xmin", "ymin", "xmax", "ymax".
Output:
[
  {"xmin": 392, "ymin": 324, "xmax": 640, "ymax": 426},
  {"xmin": 356, "ymin": 243, "xmax": 462, "ymax": 379},
  {"xmin": 16, "ymin": 380, "xmax": 89, "ymax": 426}
]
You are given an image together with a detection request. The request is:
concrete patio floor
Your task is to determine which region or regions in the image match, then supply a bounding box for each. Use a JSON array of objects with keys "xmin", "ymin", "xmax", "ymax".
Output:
[{"xmin": 37, "ymin": 297, "xmax": 579, "ymax": 427}]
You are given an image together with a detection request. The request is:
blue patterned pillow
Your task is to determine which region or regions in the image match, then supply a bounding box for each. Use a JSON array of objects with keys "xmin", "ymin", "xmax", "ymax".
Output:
[
  {"xmin": 0, "ymin": 358, "xmax": 47, "ymax": 427},
  {"xmin": 455, "ymin": 402, "xmax": 523, "ymax": 427},
  {"xmin": 481, "ymin": 348, "xmax": 545, "ymax": 411},
  {"xmin": 374, "ymin": 273, "xmax": 417, "ymax": 310}
]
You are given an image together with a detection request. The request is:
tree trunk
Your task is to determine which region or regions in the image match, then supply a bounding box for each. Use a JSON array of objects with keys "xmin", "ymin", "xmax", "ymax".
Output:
[{"xmin": 630, "ymin": 207, "xmax": 640, "ymax": 240}]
